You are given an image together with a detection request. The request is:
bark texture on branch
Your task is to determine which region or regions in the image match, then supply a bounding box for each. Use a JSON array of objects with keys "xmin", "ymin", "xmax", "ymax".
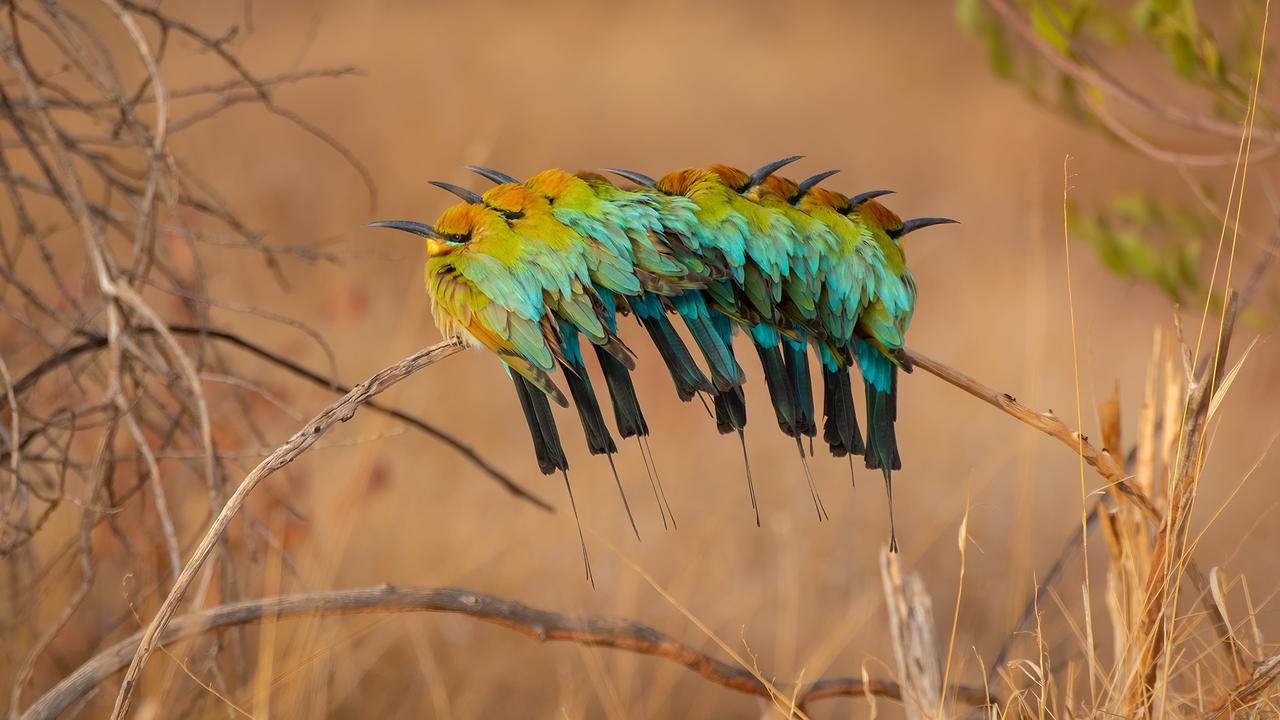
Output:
[{"xmin": 25, "ymin": 585, "xmax": 994, "ymax": 720}]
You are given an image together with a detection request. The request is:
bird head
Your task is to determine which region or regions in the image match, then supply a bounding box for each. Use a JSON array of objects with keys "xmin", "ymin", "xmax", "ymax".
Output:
[
  {"xmin": 851, "ymin": 199, "xmax": 957, "ymax": 249},
  {"xmin": 481, "ymin": 183, "xmax": 550, "ymax": 221},
  {"xmin": 859, "ymin": 199, "xmax": 905, "ymax": 239},
  {"xmin": 707, "ymin": 164, "xmax": 752, "ymax": 192},
  {"xmin": 525, "ymin": 168, "xmax": 598, "ymax": 209},
  {"xmin": 653, "ymin": 167, "xmax": 716, "ymax": 196},
  {"xmin": 802, "ymin": 186, "xmax": 854, "ymax": 214},
  {"xmin": 751, "ymin": 174, "xmax": 800, "ymax": 203},
  {"xmin": 367, "ymin": 201, "xmax": 492, "ymax": 258},
  {"xmin": 426, "ymin": 203, "xmax": 492, "ymax": 256},
  {"xmin": 712, "ymin": 156, "xmax": 805, "ymax": 194}
]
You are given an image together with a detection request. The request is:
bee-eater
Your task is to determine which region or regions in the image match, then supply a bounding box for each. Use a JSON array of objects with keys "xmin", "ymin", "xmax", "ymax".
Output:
[
  {"xmin": 367, "ymin": 202, "xmax": 597, "ymax": 582},
  {"xmin": 429, "ymin": 181, "xmax": 648, "ymax": 541},
  {"xmin": 807, "ymin": 185, "xmax": 955, "ymax": 551},
  {"xmin": 615, "ymin": 158, "xmax": 830, "ymax": 520},
  {"xmin": 744, "ymin": 172, "xmax": 844, "ymax": 444},
  {"xmin": 796, "ymin": 184, "xmax": 897, "ymax": 464}
]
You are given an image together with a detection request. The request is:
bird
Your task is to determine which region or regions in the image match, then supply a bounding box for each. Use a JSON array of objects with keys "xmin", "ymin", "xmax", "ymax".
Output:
[
  {"xmin": 367, "ymin": 201, "xmax": 600, "ymax": 583},
  {"xmin": 372, "ymin": 157, "xmax": 957, "ymax": 563},
  {"xmin": 802, "ymin": 184, "xmax": 956, "ymax": 550},
  {"xmin": 617, "ymin": 157, "xmax": 831, "ymax": 520},
  {"xmin": 743, "ymin": 171, "xmax": 844, "ymax": 446},
  {"xmin": 427, "ymin": 180, "xmax": 650, "ymax": 546},
  {"xmin": 795, "ymin": 185, "xmax": 896, "ymax": 465}
]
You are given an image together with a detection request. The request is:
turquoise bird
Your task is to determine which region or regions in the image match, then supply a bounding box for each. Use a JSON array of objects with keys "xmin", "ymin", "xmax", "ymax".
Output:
[
  {"xmin": 603, "ymin": 167, "xmax": 748, "ymax": 401},
  {"xmin": 427, "ymin": 180, "xmax": 648, "ymax": 541},
  {"xmin": 367, "ymin": 200, "xmax": 600, "ymax": 582},
  {"xmin": 612, "ymin": 157, "xmax": 828, "ymax": 521},
  {"xmin": 743, "ymin": 171, "xmax": 844, "ymax": 445},
  {"xmin": 796, "ymin": 184, "xmax": 898, "ymax": 464},
  {"xmin": 803, "ymin": 185, "xmax": 956, "ymax": 550}
]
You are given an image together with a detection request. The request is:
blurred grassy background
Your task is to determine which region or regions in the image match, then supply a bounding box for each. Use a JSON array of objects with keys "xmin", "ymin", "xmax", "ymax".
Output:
[{"xmin": 7, "ymin": 1, "xmax": 1280, "ymax": 717}]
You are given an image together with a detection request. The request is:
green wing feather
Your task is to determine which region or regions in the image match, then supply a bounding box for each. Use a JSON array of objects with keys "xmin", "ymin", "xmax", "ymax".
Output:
[{"xmin": 427, "ymin": 258, "xmax": 568, "ymax": 407}]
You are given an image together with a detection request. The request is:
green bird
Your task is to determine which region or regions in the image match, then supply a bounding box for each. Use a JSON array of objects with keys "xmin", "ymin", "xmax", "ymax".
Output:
[
  {"xmin": 796, "ymin": 184, "xmax": 897, "ymax": 466},
  {"xmin": 744, "ymin": 171, "xmax": 845, "ymax": 445},
  {"xmin": 614, "ymin": 158, "xmax": 830, "ymax": 520},
  {"xmin": 368, "ymin": 200, "xmax": 601, "ymax": 582},
  {"xmin": 427, "ymin": 180, "xmax": 649, "ymax": 543},
  {"xmin": 806, "ymin": 186, "xmax": 956, "ymax": 551}
]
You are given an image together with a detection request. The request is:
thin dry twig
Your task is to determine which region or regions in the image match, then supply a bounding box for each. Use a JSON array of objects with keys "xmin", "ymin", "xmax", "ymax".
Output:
[
  {"xmin": 1, "ymin": 324, "xmax": 548, "ymax": 510},
  {"xmin": 1200, "ymin": 652, "xmax": 1280, "ymax": 719},
  {"xmin": 23, "ymin": 584, "xmax": 994, "ymax": 720},
  {"xmin": 109, "ymin": 339, "xmax": 466, "ymax": 718},
  {"xmin": 905, "ymin": 347, "xmax": 1150, "ymax": 515}
]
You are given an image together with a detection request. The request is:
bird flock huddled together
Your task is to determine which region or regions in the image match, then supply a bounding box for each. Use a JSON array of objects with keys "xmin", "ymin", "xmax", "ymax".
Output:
[{"xmin": 370, "ymin": 156, "xmax": 955, "ymax": 584}]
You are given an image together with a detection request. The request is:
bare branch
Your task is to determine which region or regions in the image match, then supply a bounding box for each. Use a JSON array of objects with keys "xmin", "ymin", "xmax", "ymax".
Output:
[
  {"xmin": 0, "ymin": 325, "xmax": 549, "ymax": 511},
  {"xmin": 904, "ymin": 347, "xmax": 1154, "ymax": 517},
  {"xmin": 109, "ymin": 340, "xmax": 466, "ymax": 718},
  {"xmin": 23, "ymin": 584, "xmax": 995, "ymax": 720}
]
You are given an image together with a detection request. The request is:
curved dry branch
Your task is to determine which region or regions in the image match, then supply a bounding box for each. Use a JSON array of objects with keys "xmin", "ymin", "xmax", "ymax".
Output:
[
  {"xmin": 109, "ymin": 339, "xmax": 465, "ymax": 717},
  {"xmin": 1, "ymin": 325, "xmax": 550, "ymax": 511},
  {"xmin": 23, "ymin": 584, "xmax": 993, "ymax": 720},
  {"xmin": 909, "ymin": 291, "xmax": 1245, "ymax": 684},
  {"xmin": 904, "ymin": 347, "xmax": 1154, "ymax": 518}
]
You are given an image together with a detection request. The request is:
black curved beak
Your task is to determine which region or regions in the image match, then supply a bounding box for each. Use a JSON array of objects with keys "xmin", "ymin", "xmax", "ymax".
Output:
[
  {"xmin": 366, "ymin": 219, "xmax": 441, "ymax": 239},
  {"xmin": 893, "ymin": 217, "xmax": 959, "ymax": 239},
  {"xmin": 603, "ymin": 168, "xmax": 658, "ymax": 188},
  {"xmin": 846, "ymin": 189, "xmax": 895, "ymax": 210},
  {"xmin": 428, "ymin": 180, "xmax": 484, "ymax": 204},
  {"xmin": 465, "ymin": 165, "xmax": 521, "ymax": 185},
  {"xmin": 746, "ymin": 155, "xmax": 804, "ymax": 189},
  {"xmin": 793, "ymin": 169, "xmax": 840, "ymax": 202}
]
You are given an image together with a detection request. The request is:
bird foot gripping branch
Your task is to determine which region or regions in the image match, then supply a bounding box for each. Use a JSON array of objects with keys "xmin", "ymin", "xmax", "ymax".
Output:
[{"xmin": 369, "ymin": 157, "xmax": 956, "ymax": 576}]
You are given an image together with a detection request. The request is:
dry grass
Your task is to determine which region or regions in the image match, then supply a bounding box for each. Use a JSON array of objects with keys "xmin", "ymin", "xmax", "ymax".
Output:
[{"xmin": 3, "ymin": 1, "xmax": 1280, "ymax": 718}]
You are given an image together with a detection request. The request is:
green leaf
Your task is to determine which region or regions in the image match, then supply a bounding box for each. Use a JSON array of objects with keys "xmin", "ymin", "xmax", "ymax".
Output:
[
  {"xmin": 956, "ymin": 0, "xmax": 986, "ymax": 32},
  {"xmin": 1067, "ymin": 194, "xmax": 1216, "ymax": 304},
  {"xmin": 1031, "ymin": 1, "xmax": 1071, "ymax": 53},
  {"xmin": 1169, "ymin": 31, "xmax": 1199, "ymax": 79}
]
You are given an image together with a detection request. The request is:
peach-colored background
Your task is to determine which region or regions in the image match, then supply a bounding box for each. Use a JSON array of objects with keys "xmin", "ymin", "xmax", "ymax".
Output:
[{"xmin": 7, "ymin": 2, "xmax": 1279, "ymax": 717}]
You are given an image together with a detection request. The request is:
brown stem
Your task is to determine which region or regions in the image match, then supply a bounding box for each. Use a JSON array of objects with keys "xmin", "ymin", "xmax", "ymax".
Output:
[
  {"xmin": 23, "ymin": 584, "xmax": 994, "ymax": 720},
  {"xmin": 1200, "ymin": 652, "xmax": 1280, "ymax": 719},
  {"xmin": 904, "ymin": 347, "xmax": 1151, "ymax": 516},
  {"xmin": 108, "ymin": 340, "xmax": 465, "ymax": 718},
  {"xmin": 1, "ymin": 325, "xmax": 550, "ymax": 512},
  {"xmin": 906, "ymin": 291, "xmax": 1244, "ymax": 685}
]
